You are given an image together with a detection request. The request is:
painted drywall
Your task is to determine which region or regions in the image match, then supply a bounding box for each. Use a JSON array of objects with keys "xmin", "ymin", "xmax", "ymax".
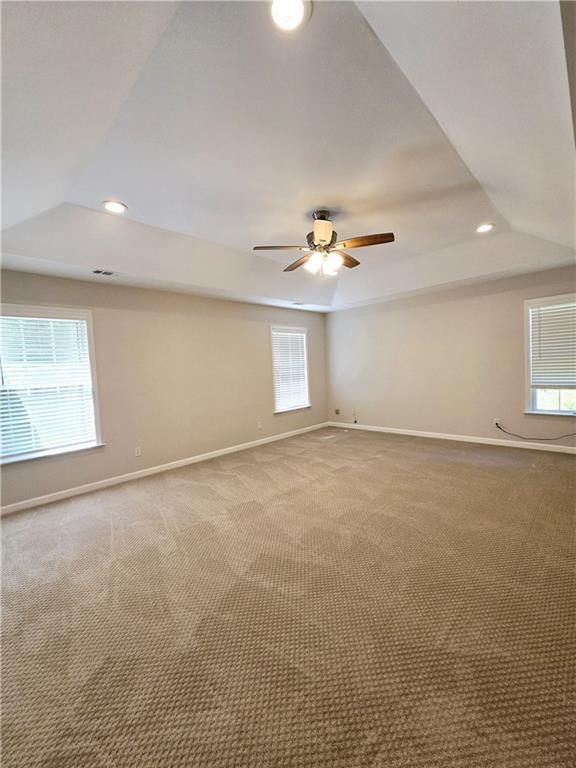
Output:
[
  {"xmin": 3, "ymin": 265, "xmax": 575, "ymax": 508},
  {"xmin": 1, "ymin": 271, "xmax": 328, "ymax": 506},
  {"xmin": 327, "ymin": 266, "xmax": 576, "ymax": 447}
]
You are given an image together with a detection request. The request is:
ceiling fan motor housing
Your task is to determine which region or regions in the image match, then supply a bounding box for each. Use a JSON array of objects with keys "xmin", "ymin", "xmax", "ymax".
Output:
[{"xmin": 313, "ymin": 217, "xmax": 333, "ymax": 245}]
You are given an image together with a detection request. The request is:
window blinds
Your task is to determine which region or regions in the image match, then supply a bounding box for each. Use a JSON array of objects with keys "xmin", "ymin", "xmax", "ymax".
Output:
[
  {"xmin": 0, "ymin": 314, "xmax": 98, "ymax": 459},
  {"xmin": 529, "ymin": 297, "xmax": 576, "ymax": 388},
  {"xmin": 271, "ymin": 327, "xmax": 310, "ymax": 413}
]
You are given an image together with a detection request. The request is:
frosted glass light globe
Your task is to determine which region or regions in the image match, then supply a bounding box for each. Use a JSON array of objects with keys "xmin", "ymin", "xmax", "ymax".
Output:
[
  {"xmin": 325, "ymin": 252, "xmax": 344, "ymax": 272},
  {"xmin": 304, "ymin": 251, "xmax": 323, "ymax": 274}
]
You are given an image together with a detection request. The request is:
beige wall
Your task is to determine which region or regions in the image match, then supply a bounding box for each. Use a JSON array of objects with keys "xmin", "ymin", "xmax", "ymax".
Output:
[
  {"xmin": 327, "ymin": 266, "xmax": 576, "ymax": 447},
  {"xmin": 1, "ymin": 271, "xmax": 328, "ymax": 506},
  {"xmin": 3, "ymin": 265, "xmax": 575, "ymax": 507}
]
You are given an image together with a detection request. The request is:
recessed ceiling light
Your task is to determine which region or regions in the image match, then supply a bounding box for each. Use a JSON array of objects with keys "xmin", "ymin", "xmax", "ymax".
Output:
[
  {"xmin": 476, "ymin": 223, "xmax": 494, "ymax": 233},
  {"xmin": 271, "ymin": 0, "xmax": 308, "ymax": 31},
  {"xmin": 102, "ymin": 200, "xmax": 127, "ymax": 214}
]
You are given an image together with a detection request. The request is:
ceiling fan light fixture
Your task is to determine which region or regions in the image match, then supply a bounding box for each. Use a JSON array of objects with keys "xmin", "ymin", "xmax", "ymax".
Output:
[
  {"xmin": 304, "ymin": 250, "xmax": 343, "ymax": 277},
  {"xmin": 476, "ymin": 222, "xmax": 494, "ymax": 233},
  {"xmin": 271, "ymin": 0, "xmax": 307, "ymax": 31}
]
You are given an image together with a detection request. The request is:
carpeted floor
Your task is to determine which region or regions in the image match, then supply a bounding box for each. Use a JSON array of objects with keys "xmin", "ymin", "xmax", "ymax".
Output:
[{"xmin": 2, "ymin": 427, "xmax": 575, "ymax": 767}]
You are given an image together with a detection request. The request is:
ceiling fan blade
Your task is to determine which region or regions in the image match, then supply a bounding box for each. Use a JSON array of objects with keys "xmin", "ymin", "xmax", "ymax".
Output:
[
  {"xmin": 334, "ymin": 233, "xmax": 395, "ymax": 249},
  {"xmin": 283, "ymin": 254, "xmax": 311, "ymax": 272},
  {"xmin": 333, "ymin": 250, "xmax": 360, "ymax": 268},
  {"xmin": 254, "ymin": 245, "xmax": 308, "ymax": 251}
]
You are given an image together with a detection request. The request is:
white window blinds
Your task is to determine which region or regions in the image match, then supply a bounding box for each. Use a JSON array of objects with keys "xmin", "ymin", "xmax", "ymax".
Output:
[
  {"xmin": 528, "ymin": 296, "xmax": 576, "ymax": 389},
  {"xmin": 0, "ymin": 309, "xmax": 99, "ymax": 461},
  {"xmin": 271, "ymin": 327, "xmax": 310, "ymax": 413}
]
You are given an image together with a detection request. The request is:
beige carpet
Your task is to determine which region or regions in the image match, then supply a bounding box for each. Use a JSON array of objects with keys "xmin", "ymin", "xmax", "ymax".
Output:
[{"xmin": 2, "ymin": 428, "xmax": 575, "ymax": 767}]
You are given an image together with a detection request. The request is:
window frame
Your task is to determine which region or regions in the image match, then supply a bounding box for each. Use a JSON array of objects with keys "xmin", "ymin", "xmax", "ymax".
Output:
[
  {"xmin": 524, "ymin": 293, "xmax": 576, "ymax": 417},
  {"xmin": 270, "ymin": 325, "xmax": 311, "ymax": 414},
  {"xmin": 0, "ymin": 303, "xmax": 104, "ymax": 464}
]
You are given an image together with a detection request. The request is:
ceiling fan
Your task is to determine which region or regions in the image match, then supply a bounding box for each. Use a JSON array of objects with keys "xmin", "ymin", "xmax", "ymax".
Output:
[{"xmin": 254, "ymin": 210, "xmax": 395, "ymax": 275}]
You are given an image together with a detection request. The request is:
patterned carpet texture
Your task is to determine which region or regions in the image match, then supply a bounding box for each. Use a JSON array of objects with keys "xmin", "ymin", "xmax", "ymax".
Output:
[{"xmin": 2, "ymin": 428, "xmax": 575, "ymax": 767}]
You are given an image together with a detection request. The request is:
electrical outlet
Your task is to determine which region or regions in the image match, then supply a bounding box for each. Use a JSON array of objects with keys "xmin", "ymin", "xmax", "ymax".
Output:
[
  {"xmin": 257, "ymin": 420, "xmax": 262, "ymax": 430},
  {"xmin": 335, "ymin": 408, "xmax": 340, "ymax": 415},
  {"xmin": 352, "ymin": 410, "xmax": 358, "ymax": 424},
  {"xmin": 134, "ymin": 446, "xmax": 142, "ymax": 457},
  {"xmin": 493, "ymin": 418, "xmax": 500, "ymax": 426}
]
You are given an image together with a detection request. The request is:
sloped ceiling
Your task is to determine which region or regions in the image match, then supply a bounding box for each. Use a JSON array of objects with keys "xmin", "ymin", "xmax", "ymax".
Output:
[
  {"xmin": 359, "ymin": 0, "xmax": 575, "ymax": 249},
  {"xmin": 2, "ymin": 1, "xmax": 176, "ymax": 229},
  {"xmin": 2, "ymin": 1, "xmax": 574, "ymax": 311}
]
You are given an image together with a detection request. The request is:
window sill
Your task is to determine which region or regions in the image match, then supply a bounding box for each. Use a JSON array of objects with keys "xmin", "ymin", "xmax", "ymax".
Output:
[
  {"xmin": 1, "ymin": 441, "xmax": 106, "ymax": 466},
  {"xmin": 524, "ymin": 410, "xmax": 576, "ymax": 418},
  {"xmin": 274, "ymin": 404, "xmax": 312, "ymax": 415}
]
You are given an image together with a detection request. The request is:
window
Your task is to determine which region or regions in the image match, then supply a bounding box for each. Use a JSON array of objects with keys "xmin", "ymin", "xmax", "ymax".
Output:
[
  {"xmin": 526, "ymin": 294, "xmax": 576, "ymax": 415},
  {"xmin": 0, "ymin": 305, "xmax": 101, "ymax": 462},
  {"xmin": 271, "ymin": 326, "xmax": 310, "ymax": 413}
]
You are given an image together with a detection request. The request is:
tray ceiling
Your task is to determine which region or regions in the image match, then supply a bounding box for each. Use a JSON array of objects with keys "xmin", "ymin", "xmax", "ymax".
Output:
[{"xmin": 2, "ymin": 1, "xmax": 574, "ymax": 310}]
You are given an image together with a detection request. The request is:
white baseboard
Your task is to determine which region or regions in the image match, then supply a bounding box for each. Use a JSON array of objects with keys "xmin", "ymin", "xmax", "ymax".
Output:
[
  {"xmin": 326, "ymin": 421, "xmax": 576, "ymax": 455},
  {"xmin": 5, "ymin": 419, "xmax": 573, "ymax": 515},
  {"xmin": 1, "ymin": 422, "xmax": 331, "ymax": 516}
]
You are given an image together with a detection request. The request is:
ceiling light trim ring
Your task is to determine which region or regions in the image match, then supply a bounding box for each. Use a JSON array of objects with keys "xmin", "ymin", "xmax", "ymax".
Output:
[
  {"xmin": 271, "ymin": 0, "xmax": 308, "ymax": 32},
  {"xmin": 102, "ymin": 200, "xmax": 128, "ymax": 214},
  {"xmin": 476, "ymin": 222, "xmax": 494, "ymax": 233}
]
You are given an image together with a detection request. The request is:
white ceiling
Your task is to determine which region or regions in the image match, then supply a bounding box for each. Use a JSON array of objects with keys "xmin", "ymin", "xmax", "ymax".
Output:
[
  {"xmin": 2, "ymin": 1, "xmax": 176, "ymax": 230},
  {"xmin": 359, "ymin": 0, "xmax": 575, "ymax": 249},
  {"xmin": 2, "ymin": 1, "xmax": 575, "ymax": 311}
]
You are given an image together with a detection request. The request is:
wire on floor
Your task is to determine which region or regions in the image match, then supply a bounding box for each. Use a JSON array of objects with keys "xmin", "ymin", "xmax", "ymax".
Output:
[{"xmin": 495, "ymin": 423, "xmax": 576, "ymax": 441}]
